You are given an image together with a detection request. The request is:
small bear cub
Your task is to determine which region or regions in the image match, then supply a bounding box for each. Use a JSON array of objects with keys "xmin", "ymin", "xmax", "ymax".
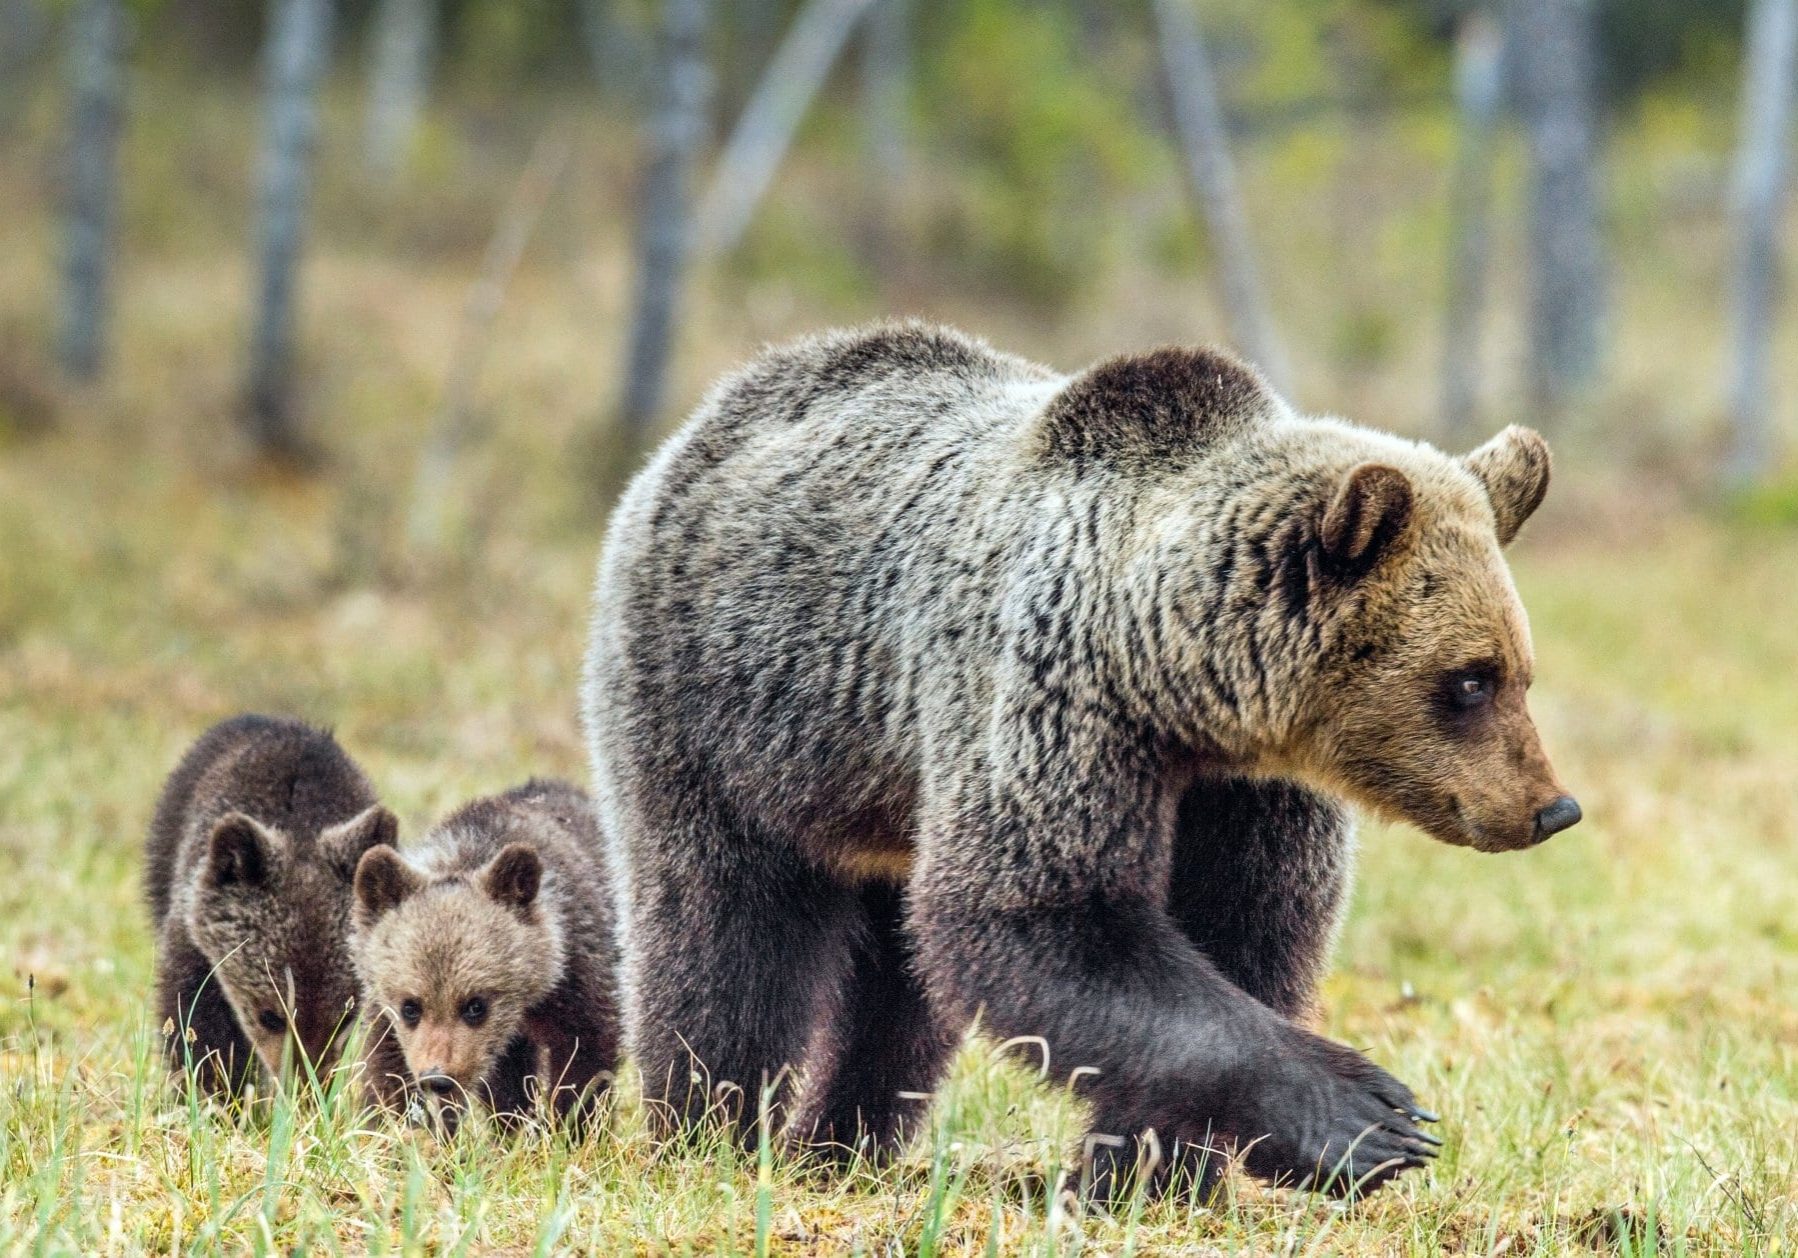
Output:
[
  {"xmin": 350, "ymin": 779, "xmax": 619, "ymax": 1133},
  {"xmin": 147, "ymin": 714, "xmax": 397, "ymax": 1095}
]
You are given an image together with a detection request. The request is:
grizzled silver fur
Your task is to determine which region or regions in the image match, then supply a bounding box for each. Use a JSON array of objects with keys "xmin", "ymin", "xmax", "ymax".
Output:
[{"xmin": 582, "ymin": 322, "xmax": 1572, "ymax": 1197}]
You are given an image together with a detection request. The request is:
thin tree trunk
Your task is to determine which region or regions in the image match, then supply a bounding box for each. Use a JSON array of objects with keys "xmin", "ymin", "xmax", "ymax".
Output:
[
  {"xmin": 407, "ymin": 133, "xmax": 569, "ymax": 554},
  {"xmin": 696, "ymin": 0, "xmax": 874, "ymax": 256},
  {"xmin": 614, "ymin": 0, "xmax": 712, "ymax": 453},
  {"xmin": 1150, "ymin": 0, "xmax": 1291, "ymax": 395},
  {"xmin": 1441, "ymin": 11, "xmax": 1505, "ymax": 447},
  {"xmin": 246, "ymin": 0, "xmax": 333, "ymax": 460},
  {"xmin": 857, "ymin": 0, "xmax": 908, "ymax": 275},
  {"xmin": 56, "ymin": 0, "xmax": 124, "ymax": 381},
  {"xmin": 362, "ymin": 0, "xmax": 434, "ymax": 181},
  {"xmin": 1508, "ymin": 0, "xmax": 1605, "ymax": 413},
  {"xmin": 1727, "ymin": 0, "xmax": 1798, "ymax": 489}
]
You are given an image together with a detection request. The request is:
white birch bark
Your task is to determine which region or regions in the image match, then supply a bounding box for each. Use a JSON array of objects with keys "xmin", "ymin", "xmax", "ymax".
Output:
[
  {"xmin": 57, "ymin": 0, "xmax": 125, "ymax": 381},
  {"xmin": 1726, "ymin": 0, "xmax": 1798, "ymax": 488}
]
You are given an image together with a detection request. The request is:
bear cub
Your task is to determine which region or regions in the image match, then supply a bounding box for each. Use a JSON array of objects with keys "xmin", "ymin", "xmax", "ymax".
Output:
[
  {"xmin": 146, "ymin": 714, "xmax": 398, "ymax": 1095},
  {"xmin": 350, "ymin": 779, "xmax": 620, "ymax": 1133}
]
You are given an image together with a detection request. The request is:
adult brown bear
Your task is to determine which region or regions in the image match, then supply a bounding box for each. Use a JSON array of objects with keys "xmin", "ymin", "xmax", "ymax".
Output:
[{"xmin": 581, "ymin": 322, "xmax": 1579, "ymax": 1198}]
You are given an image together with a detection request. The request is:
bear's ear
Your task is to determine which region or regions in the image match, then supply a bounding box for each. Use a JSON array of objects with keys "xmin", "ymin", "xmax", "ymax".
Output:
[
  {"xmin": 206, "ymin": 813, "xmax": 278, "ymax": 889},
  {"xmin": 1033, "ymin": 346, "xmax": 1275, "ymax": 466},
  {"xmin": 354, "ymin": 844, "xmax": 421, "ymax": 920},
  {"xmin": 481, "ymin": 843, "xmax": 542, "ymax": 911},
  {"xmin": 1463, "ymin": 425, "xmax": 1551, "ymax": 546},
  {"xmin": 1319, "ymin": 463, "xmax": 1416, "ymax": 577},
  {"xmin": 320, "ymin": 805, "xmax": 399, "ymax": 879}
]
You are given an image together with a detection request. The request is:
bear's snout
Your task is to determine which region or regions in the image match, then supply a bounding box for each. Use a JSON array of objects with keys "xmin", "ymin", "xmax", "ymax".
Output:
[{"xmin": 1532, "ymin": 795, "xmax": 1582, "ymax": 843}]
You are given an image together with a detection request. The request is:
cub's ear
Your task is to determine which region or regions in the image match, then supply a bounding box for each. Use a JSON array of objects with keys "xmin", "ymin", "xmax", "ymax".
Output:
[
  {"xmin": 481, "ymin": 843, "xmax": 542, "ymax": 911},
  {"xmin": 1463, "ymin": 425, "xmax": 1551, "ymax": 546},
  {"xmin": 320, "ymin": 805, "xmax": 399, "ymax": 878},
  {"xmin": 353, "ymin": 844, "xmax": 421, "ymax": 920},
  {"xmin": 1034, "ymin": 346, "xmax": 1275, "ymax": 466},
  {"xmin": 206, "ymin": 814, "xmax": 278, "ymax": 888},
  {"xmin": 1320, "ymin": 463, "xmax": 1416, "ymax": 577}
]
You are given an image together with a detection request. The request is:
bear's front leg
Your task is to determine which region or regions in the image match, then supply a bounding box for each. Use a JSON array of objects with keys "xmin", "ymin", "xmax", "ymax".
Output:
[{"xmin": 909, "ymin": 726, "xmax": 1437, "ymax": 1200}]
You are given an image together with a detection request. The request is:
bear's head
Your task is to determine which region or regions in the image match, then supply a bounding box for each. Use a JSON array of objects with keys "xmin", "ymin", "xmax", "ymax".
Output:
[
  {"xmin": 186, "ymin": 804, "xmax": 396, "ymax": 1080},
  {"xmin": 1038, "ymin": 345, "xmax": 1577, "ymax": 853},
  {"xmin": 1281, "ymin": 424, "xmax": 1578, "ymax": 852},
  {"xmin": 352, "ymin": 839, "xmax": 564, "ymax": 1131}
]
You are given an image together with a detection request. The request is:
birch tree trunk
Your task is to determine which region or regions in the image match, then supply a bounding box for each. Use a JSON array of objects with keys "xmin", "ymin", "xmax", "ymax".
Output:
[
  {"xmin": 614, "ymin": 0, "xmax": 712, "ymax": 452},
  {"xmin": 1441, "ymin": 11, "xmax": 1505, "ymax": 446},
  {"xmin": 1726, "ymin": 0, "xmax": 1798, "ymax": 489},
  {"xmin": 247, "ymin": 0, "xmax": 333, "ymax": 459},
  {"xmin": 57, "ymin": 0, "xmax": 124, "ymax": 381},
  {"xmin": 696, "ymin": 0, "xmax": 874, "ymax": 256},
  {"xmin": 858, "ymin": 0, "xmax": 908, "ymax": 274},
  {"xmin": 1150, "ymin": 0, "xmax": 1291, "ymax": 396},
  {"xmin": 362, "ymin": 0, "xmax": 434, "ymax": 181},
  {"xmin": 1508, "ymin": 0, "xmax": 1605, "ymax": 413}
]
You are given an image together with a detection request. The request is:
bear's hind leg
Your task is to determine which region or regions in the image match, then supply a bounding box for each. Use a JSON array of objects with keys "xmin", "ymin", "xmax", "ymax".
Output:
[
  {"xmin": 624, "ymin": 799, "xmax": 860, "ymax": 1146},
  {"xmin": 789, "ymin": 880, "xmax": 958, "ymax": 1163}
]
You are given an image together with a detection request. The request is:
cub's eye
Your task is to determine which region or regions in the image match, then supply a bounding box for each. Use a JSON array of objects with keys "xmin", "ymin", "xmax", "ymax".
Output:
[
  {"xmin": 460, "ymin": 997, "xmax": 488, "ymax": 1027},
  {"xmin": 258, "ymin": 1009, "xmax": 287, "ymax": 1034},
  {"xmin": 399, "ymin": 998, "xmax": 423, "ymax": 1027}
]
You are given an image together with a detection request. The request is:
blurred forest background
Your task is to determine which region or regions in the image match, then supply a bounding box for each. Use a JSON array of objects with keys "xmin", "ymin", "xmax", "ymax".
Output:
[
  {"xmin": 4, "ymin": 0, "xmax": 1798, "ymax": 515},
  {"xmin": 4, "ymin": 0, "xmax": 1798, "ymax": 1252}
]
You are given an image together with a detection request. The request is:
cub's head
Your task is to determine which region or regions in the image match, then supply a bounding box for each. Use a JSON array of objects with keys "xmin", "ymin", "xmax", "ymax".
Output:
[
  {"xmin": 185, "ymin": 805, "xmax": 396, "ymax": 1080},
  {"xmin": 1288, "ymin": 425, "xmax": 1579, "ymax": 852},
  {"xmin": 352, "ymin": 841, "xmax": 562, "ymax": 1131}
]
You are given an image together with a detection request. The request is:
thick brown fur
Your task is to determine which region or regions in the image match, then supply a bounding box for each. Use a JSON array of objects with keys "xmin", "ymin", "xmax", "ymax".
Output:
[
  {"xmin": 582, "ymin": 321, "xmax": 1574, "ymax": 1197},
  {"xmin": 350, "ymin": 780, "xmax": 619, "ymax": 1133},
  {"xmin": 145, "ymin": 714, "xmax": 395, "ymax": 1095}
]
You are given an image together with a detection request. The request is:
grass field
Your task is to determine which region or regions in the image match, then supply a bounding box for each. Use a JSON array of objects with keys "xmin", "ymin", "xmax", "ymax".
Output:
[
  {"xmin": 4, "ymin": 73, "xmax": 1798, "ymax": 1256},
  {"xmin": 5, "ymin": 363, "xmax": 1798, "ymax": 1256}
]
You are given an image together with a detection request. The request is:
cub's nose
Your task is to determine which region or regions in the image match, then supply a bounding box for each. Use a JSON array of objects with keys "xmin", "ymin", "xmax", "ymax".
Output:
[
  {"xmin": 419, "ymin": 1070, "xmax": 457, "ymax": 1097},
  {"xmin": 1533, "ymin": 795, "xmax": 1582, "ymax": 843}
]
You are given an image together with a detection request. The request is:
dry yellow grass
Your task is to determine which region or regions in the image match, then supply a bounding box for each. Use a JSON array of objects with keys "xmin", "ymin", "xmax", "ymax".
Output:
[{"xmin": 2, "ymin": 71, "xmax": 1797, "ymax": 1255}]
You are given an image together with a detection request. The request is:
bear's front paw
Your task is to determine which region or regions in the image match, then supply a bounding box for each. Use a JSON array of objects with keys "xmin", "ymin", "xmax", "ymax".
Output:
[{"xmin": 1238, "ymin": 1030, "xmax": 1439, "ymax": 1197}]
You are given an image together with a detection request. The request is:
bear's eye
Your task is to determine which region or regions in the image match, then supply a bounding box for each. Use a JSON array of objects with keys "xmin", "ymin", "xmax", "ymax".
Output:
[
  {"xmin": 1451, "ymin": 673, "xmax": 1493, "ymax": 708},
  {"xmin": 258, "ymin": 1009, "xmax": 286, "ymax": 1034},
  {"xmin": 399, "ymin": 998, "xmax": 423, "ymax": 1027},
  {"xmin": 460, "ymin": 997, "xmax": 488, "ymax": 1027}
]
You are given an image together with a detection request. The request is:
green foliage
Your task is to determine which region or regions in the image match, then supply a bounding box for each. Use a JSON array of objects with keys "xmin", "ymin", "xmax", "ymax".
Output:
[
  {"xmin": 916, "ymin": 0, "xmax": 1160, "ymax": 307},
  {"xmin": 1725, "ymin": 476, "xmax": 1798, "ymax": 528}
]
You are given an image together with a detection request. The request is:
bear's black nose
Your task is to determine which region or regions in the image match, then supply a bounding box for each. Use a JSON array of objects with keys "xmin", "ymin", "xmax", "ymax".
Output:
[
  {"xmin": 1533, "ymin": 795, "xmax": 1582, "ymax": 842},
  {"xmin": 420, "ymin": 1070, "xmax": 456, "ymax": 1097}
]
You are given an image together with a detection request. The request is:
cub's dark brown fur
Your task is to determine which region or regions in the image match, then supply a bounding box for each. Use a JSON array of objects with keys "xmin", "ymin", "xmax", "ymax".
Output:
[
  {"xmin": 583, "ymin": 321, "xmax": 1577, "ymax": 1199},
  {"xmin": 351, "ymin": 780, "xmax": 619, "ymax": 1133},
  {"xmin": 146, "ymin": 714, "xmax": 395, "ymax": 1095}
]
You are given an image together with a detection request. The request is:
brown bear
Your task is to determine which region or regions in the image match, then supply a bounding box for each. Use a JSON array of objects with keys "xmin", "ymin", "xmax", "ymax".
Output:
[
  {"xmin": 581, "ymin": 322, "xmax": 1579, "ymax": 1198},
  {"xmin": 350, "ymin": 779, "xmax": 620, "ymax": 1134},
  {"xmin": 146, "ymin": 714, "xmax": 397, "ymax": 1096}
]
